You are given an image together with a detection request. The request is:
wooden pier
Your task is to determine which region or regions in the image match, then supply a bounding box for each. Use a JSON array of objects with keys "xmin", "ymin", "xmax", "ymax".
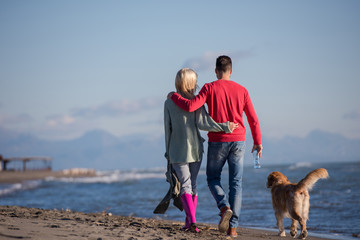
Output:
[{"xmin": 0, "ymin": 155, "xmax": 52, "ymax": 172}]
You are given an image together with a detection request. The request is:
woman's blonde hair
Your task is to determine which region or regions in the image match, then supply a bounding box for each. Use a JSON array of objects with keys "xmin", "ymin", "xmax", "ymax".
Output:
[{"xmin": 175, "ymin": 68, "xmax": 198, "ymax": 99}]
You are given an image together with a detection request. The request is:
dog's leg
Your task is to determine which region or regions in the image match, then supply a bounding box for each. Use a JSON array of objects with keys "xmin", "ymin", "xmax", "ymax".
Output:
[
  {"xmin": 290, "ymin": 218, "xmax": 298, "ymax": 238},
  {"xmin": 276, "ymin": 213, "xmax": 286, "ymax": 237},
  {"xmin": 298, "ymin": 193, "xmax": 309, "ymax": 239},
  {"xmin": 289, "ymin": 210, "xmax": 307, "ymax": 239},
  {"xmin": 291, "ymin": 213, "xmax": 307, "ymax": 239},
  {"xmin": 298, "ymin": 218, "xmax": 308, "ymax": 240}
]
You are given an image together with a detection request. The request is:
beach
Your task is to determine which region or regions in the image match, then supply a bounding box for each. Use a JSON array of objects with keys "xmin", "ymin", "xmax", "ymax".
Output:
[
  {"xmin": 0, "ymin": 205, "xmax": 332, "ymax": 240},
  {"xmin": 1, "ymin": 163, "xmax": 358, "ymax": 239}
]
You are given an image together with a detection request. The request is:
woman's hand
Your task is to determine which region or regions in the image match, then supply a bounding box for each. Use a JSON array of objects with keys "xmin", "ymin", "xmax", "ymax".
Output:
[
  {"xmin": 229, "ymin": 122, "xmax": 239, "ymax": 132},
  {"xmin": 167, "ymin": 92, "xmax": 175, "ymax": 99}
]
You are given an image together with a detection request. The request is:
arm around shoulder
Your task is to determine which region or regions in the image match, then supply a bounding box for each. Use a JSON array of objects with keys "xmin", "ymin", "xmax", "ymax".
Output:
[
  {"xmin": 196, "ymin": 106, "xmax": 233, "ymax": 133},
  {"xmin": 171, "ymin": 85, "xmax": 209, "ymax": 112}
]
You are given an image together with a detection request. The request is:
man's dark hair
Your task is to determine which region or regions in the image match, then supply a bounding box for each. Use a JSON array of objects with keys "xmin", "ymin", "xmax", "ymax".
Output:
[{"xmin": 216, "ymin": 55, "xmax": 232, "ymax": 73}]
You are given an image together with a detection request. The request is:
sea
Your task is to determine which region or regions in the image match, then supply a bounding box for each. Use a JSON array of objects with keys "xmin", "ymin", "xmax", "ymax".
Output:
[{"xmin": 0, "ymin": 161, "xmax": 359, "ymax": 239}]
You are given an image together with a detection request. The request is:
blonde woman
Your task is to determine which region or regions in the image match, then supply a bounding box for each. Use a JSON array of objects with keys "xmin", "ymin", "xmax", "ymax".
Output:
[{"xmin": 164, "ymin": 68, "xmax": 238, "ymax": 232}]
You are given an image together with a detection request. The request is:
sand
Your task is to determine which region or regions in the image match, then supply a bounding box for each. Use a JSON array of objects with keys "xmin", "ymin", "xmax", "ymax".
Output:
[
  {"xmin": 0, "ymin": 171, "xmax": 335, "ymax": 239},
  {"xmin": 0, "ymin": 205, "xmax": 333, "ymax": 240}
]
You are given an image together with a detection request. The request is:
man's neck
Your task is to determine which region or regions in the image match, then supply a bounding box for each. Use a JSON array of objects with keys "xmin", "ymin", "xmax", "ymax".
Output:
[
  {"xmin": 216, "ymin": 70, "xmax": 232, "ymax": 80},
  {"xmin": 217, "ymin": 74, "xmax": 231, "ymax": 80}
]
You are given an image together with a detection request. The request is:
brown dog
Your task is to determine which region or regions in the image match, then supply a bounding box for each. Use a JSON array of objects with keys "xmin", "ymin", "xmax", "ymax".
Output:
[{"xmin": 267, "ymin": 168, "xmax": 329, "ymax": 239}]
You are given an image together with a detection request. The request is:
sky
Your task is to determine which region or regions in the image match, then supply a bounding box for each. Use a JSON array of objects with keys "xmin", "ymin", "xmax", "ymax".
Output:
[{"xmin": 0, "ymin": 0, "xmax": 359, "ymax": 141}]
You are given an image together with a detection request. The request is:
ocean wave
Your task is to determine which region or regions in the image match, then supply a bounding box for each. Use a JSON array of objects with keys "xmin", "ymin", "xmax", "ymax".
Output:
[
  {"xmin": 0, "ymin": 180, "xmax": 43, "ymax": 196},
  {"xmin": 50, "ymin": 168, "xmax": 167, "ymax": 184},
  {"xmin": 288, "ymin": 162, "xmax": 312, "ymax": 170}
]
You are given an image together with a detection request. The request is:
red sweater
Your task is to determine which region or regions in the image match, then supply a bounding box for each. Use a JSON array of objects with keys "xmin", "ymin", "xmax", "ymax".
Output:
[{"xmin": 171, "ymin": 79, "xmax": 261, "ymax": 144}]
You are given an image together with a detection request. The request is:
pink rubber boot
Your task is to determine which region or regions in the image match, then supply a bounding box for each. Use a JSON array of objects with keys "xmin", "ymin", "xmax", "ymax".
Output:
[
  {"xmin": 192, "ymin": 194, "xmax": 198, "ymax": 213},
  {"xmin": 182, "ymin": 216, "xmax": 190, "ymax": 230},
  {"xmin": 180, "ymin": 193, "xmax": 199, "ymax": 233},
  {"xmin": 182, "ymin": 194, "xmax": 198, "ymax": 230}
]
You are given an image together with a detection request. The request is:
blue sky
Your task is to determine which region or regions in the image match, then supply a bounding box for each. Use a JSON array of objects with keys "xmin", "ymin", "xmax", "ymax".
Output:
[{"xmin": 0, "ymin": 0, "xmax": 359, "ymax": 140}]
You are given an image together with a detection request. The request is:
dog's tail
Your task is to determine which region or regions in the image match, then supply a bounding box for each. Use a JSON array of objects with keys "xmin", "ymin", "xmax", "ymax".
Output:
[{"xmin": 296, "ymin": 168, "xmax": 329, "ymax": 191}]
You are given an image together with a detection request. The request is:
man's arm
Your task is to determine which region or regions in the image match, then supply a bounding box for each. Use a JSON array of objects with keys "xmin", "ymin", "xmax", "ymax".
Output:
[
  {"xmin": 169, "ymin": 84, "xmax": 210, "ymax": 112},
  {"xmin": 243, "ymin": 91, "xmax": 263, "ymax": 157}
]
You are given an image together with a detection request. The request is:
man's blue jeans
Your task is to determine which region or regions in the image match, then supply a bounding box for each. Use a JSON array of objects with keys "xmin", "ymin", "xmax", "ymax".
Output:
[{"xmin": 206, "ymin": 141, "xmax": 245, "ymax": 228}]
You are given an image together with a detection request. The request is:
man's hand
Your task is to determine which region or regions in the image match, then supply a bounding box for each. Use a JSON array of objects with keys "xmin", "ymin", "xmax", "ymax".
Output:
[
  {"xmin": 167, "ymin": 91, "xmax": 175, "ymax": 99},
  {"xmin": 229, "ymin": 122, "xmax": 239, "ymax": 132},
  {"xmin": 251, "ymin": 144, "xmax": 263, "ymax": 158}
]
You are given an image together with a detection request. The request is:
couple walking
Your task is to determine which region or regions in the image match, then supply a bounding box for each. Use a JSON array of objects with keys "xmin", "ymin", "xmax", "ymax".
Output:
[{"xmin": 164, "ymin": 55, "xmax": 263, "ymax": 237}]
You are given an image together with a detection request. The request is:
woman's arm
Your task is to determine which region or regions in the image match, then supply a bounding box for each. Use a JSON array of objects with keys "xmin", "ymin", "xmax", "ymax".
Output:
[{"xmin": 196, "ymin": 106, "xmax": 237, "ymax": 133}]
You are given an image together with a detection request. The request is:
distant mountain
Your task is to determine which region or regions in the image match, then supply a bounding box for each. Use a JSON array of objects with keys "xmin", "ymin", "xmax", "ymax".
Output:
[
  {"xmin": 258, "ymin": 130, "xmax": 360, "ymax": 165},
  {"xmin": 0, "ymin": 128, "xmax": 165, "ymax": 170},
  {"xmin": 0, "ymin": 128, "xmax": 359, "ymax": 171}
]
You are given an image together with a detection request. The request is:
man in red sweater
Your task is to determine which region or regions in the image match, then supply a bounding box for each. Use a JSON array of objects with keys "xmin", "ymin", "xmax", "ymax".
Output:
[{"xmin": 169, "ymin": 55, "xmax": 263, "ymax": 237}]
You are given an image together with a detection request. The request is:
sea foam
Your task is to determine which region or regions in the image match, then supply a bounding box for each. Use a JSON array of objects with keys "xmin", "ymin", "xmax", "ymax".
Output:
[
  {"xmin": 50, "ymin": 168, "xmax": 167, "ymax": 184},
  {"xmin": 0, "ymin": 180, "xmax": 42, "ymax": 196}
]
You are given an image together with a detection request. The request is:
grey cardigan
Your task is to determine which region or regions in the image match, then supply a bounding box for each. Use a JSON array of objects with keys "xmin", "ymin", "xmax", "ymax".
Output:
[
  {"xmin": 153, "ymin": 160, "xmax": 183, "ymax": 214},
  {"xmin": 164, "ymin": 99, "xmax": 231, "ymax": 164}
]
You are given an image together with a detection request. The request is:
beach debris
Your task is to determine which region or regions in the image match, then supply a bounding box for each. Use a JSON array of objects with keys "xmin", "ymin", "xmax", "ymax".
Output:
[
  {"xmin": 100, "ymin": 206, "xmax": 110, "ymax": 216},
  {"xmin": 49, "ymin": 224, "xmax": 60, "ymax": 228},
  {"xmin": 129, "ymin": 221, "xmax": 142, "ymax": 227},
  {"xmin": 95, "ymin": 221, "xmax": 105, "ymax": 226}
]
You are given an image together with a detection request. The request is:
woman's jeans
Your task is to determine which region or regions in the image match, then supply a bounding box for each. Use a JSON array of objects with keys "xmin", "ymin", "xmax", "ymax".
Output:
[
  {"xmin": 172, "ymin": 161, "xmax": 202, "ymax": 196},
  {"xmin": 206, "ymin": 141, "xmax": 245, "ymax": 228}
]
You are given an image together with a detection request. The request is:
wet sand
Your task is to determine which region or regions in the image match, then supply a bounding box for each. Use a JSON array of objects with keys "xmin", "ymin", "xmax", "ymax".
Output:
[{"xmin": 0, "ymin": 205, "xmax": 332, "ymax": 240}]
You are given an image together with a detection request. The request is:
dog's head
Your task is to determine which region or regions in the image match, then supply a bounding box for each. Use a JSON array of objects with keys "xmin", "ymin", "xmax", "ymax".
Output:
[{"xmin": 267, "ymin": 171, "xmax": 290, "ymax": 188}]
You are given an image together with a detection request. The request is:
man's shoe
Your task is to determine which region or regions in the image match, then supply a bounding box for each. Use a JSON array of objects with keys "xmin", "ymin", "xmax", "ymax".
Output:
[
  {"xmin": 218, "ymin": 206, "xmax": 232, "ymax": 233},
  {"xmin": 227, "ymin": 227, "xmax": 238, "ymax": 237}
]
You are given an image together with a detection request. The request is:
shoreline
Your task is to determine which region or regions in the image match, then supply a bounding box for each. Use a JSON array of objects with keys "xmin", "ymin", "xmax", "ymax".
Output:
[
  {"xmin": 0, "ymin": 168, "xmax": 96, "ymax": 184},
  {"xmin": 0, "ymin": 205, "xmax": 345, "ymax": 240}
]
